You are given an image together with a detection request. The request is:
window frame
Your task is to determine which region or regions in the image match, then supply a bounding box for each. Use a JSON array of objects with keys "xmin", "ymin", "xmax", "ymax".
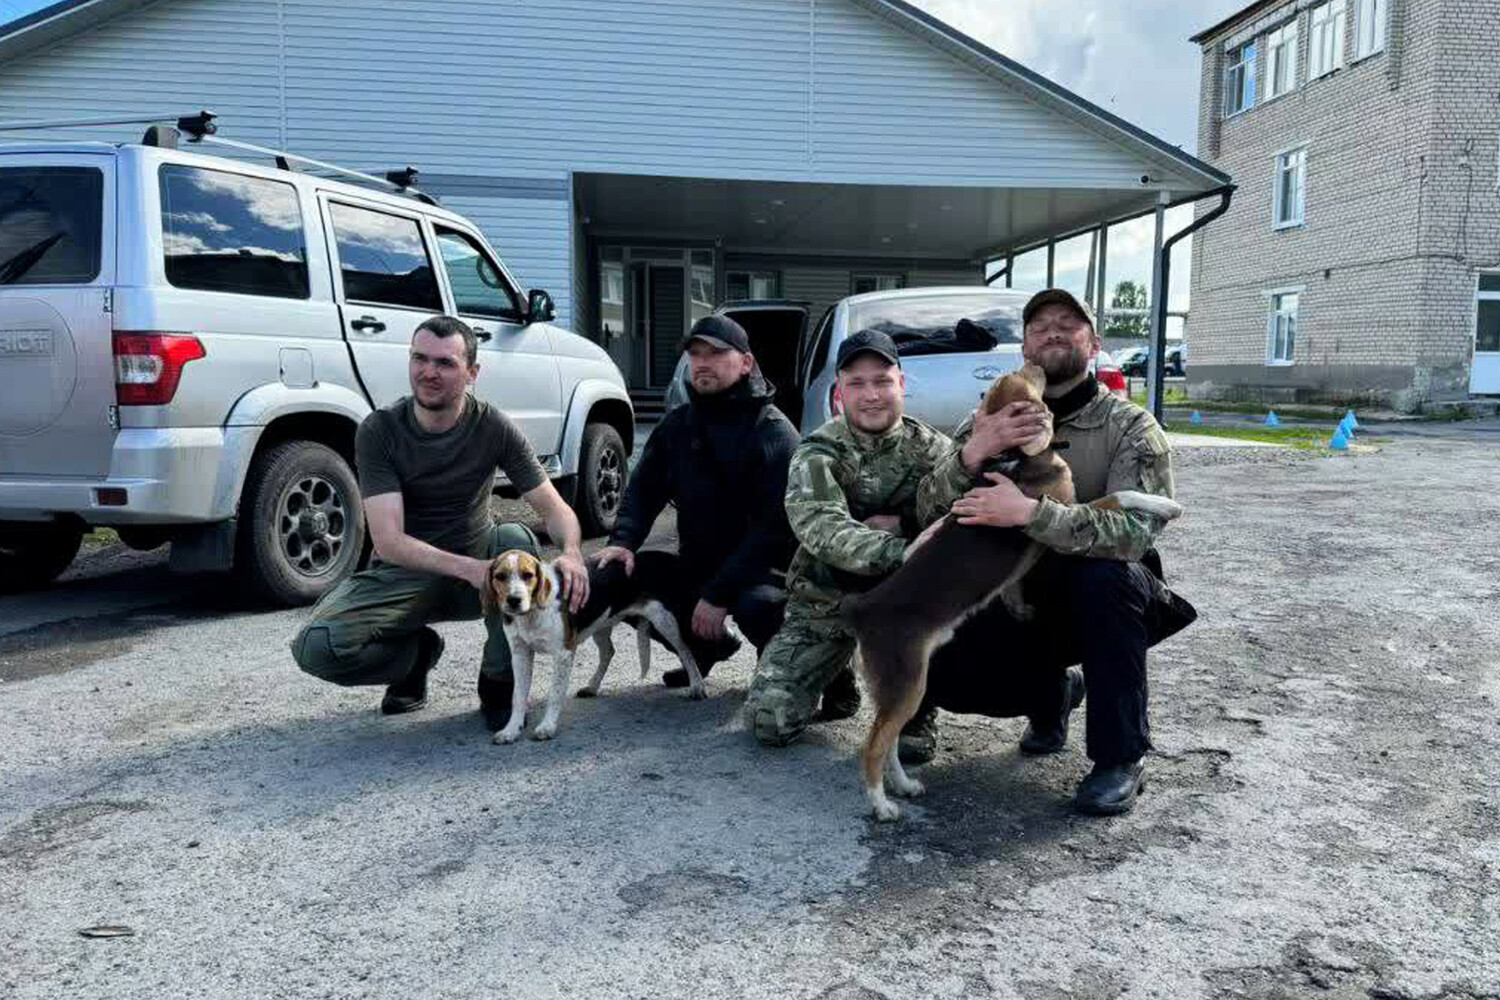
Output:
[
  {"xmin": 726, "ymin": 269, "xmax": 781, "ymax": 301},
  {"xmin": 1308, "ymin": 1, "xmax": 1346, "ymax": 79},
  {"xmin": 431, "ymin": 223, "xmax": 524, "ymax": 322},
  {"xmin": 1223, "ymin": 39, "xmax": 1258, "ymax": 117},
  {"xmin": 1272, "ymin": 145, "xmax": 1308, "ymax": 230},
  {"xmin": 1266, "ymin": 287, "xmax": 1303, "ymax": 366},
  {"xmin": 850, "ymin": 272, "xmax": 906, "ymax": 295},
  {"xmin": 323, "ymin": 196, "xmax": 444, "ymax": 313},
  {"xmin": 1265, "ymin": 19, "xmax": 1300, "ymax": 100},
  {"xmin": 1474, "ymin": 272, "xmax": 1500, "ymax": 357},
  {"xmin": 157, "ymin": 163, "xmax": 310, "ymax": 300},
  {"xmin": 1354, "ymin": 0, "xmax": 1387, "ymax": 61}
]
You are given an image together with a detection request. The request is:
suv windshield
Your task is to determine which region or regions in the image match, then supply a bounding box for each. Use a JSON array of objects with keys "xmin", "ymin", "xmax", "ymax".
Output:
[
  {"xmin": 846, "ymin": 293, "xmax": 1022, "ymax": 355},
  {"xmin": 0, "ymin": 167, "xmax": 103, "ymax": 285}
]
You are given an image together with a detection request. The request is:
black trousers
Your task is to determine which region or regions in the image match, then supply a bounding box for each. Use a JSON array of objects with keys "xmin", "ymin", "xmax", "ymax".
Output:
[
  {"xmin": 924, "ymin": 553, "xmax": 1184, "ymax": 767},
  {"xmin": 590, "ymin": 550, "xmax": 786, "ymax": 668}
]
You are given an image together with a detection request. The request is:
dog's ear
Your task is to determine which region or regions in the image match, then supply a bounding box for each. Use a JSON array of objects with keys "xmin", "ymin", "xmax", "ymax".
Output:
[
  {"xmin": 480, "ymin": 557, "xmax": 503, "ymax": 617},
  {"xmin": 1018, "ymin": 363, "xmax": 1047, "ymax": 395},
  {"xmin": 532, "ymin": 561, "xmax": 554, "ymax": 608}
]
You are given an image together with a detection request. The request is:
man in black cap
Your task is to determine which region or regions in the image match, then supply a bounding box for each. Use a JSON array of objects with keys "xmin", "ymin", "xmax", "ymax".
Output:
[
  {"xmin": 593, "ymin": 314, "xmax": 805, "ymax": 687},
  {"xmin": 746, "ymin": 328, "xmax": 1052, "ymax": 752}
]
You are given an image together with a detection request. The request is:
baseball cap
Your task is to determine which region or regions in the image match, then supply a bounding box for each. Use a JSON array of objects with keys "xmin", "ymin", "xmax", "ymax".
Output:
[
  {"xmin": 680, "ymin": 314, "xmax": 751, "ymax": 354},
  {"xmin": 1022, "ymin": 288, "xmax": 1096, "ymax": 328},
  {"xmin": 835, "ymin": 329, "xmax": 901, "ymax": 371}
]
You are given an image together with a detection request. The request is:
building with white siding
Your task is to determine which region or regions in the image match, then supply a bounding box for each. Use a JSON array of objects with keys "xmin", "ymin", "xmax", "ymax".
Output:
[{"xmin": 2, "ymin": 0, "xmax": 1229, "ymax": 404}]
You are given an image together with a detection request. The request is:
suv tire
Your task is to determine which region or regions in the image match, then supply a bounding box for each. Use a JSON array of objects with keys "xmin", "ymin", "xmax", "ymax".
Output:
[
  {"xmin": 0, "ymin": 523, "xmax": 84, "ymax": 592},
  {"xmin": 576, "ymin": 422, "xmax": 626, "ymax": 538},
  {"xmin": 237, "ymin": 440, "xmax": 365, "ymax": 606}
]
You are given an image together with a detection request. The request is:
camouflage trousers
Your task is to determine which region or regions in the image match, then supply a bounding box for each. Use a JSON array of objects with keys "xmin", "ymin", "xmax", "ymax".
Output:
[{"xmin": 744, "ymin": 596, "xmax": 857, "ymax": 746}]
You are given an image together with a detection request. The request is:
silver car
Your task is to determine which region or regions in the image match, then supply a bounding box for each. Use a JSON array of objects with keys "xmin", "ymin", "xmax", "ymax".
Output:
[
  {"xmin": 667, "ymin": 287, "xmax": 1027, "ymax": 435},
  {"xmin": 0, "ymin": 128, "xmax": 632, "ymax": 601}
]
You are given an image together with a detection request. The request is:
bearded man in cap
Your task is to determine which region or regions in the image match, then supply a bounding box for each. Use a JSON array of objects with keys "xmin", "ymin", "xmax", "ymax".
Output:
[
  {"xmin": 593, "ymin": 315, "xmax": 802, "ymax": 684},
  {"xmin": 911, "ymin": 288, "xmax": 1194, "ymax": 816}
]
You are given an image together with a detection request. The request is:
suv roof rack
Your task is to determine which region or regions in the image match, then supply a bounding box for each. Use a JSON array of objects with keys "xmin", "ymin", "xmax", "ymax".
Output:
[{"xmin": 0, "ymin": 109, "xmax": 441, "ymax": 206}]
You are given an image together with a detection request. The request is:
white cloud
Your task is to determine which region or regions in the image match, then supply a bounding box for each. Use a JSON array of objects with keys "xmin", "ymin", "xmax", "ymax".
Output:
[
  {"xmin": 166, "ymin": 210, "xmax": 232, "ymax": 234},
  {"xmin": 185, "ymin": 170, "xmax": 303, "ymax": 232}
]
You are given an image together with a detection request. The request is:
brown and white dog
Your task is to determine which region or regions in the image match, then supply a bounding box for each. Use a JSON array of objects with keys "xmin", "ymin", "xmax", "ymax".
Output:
[
  {"xmin": 846, "ymin": 364, "xmax": 1184, "ymax": 820},
  {"xmin": 481, "ymin": 550, "xmax": 707, "ymax": 744}
]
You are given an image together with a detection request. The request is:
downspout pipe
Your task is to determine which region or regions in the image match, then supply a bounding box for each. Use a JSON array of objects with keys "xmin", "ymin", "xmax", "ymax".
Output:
[{"xmin": 1148, "ymin": 183, "xmax": 1236, "ymax": 424}]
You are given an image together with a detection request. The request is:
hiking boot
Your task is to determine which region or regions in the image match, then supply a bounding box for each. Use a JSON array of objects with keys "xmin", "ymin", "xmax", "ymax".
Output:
[
  {"xmin": 1020, "ymin": 666, "xmax": 1086, "ymax": 755},
  {"xmin": 380, "ymin": 627, "xmax": 444, "ymax": 715},
  {"xmin": 897, "ymin": 705, "xmax": 939, "ymax": 765},
  {"xmin": 813, "ymin": 666, "xmax": 861, "ymax": 722}
]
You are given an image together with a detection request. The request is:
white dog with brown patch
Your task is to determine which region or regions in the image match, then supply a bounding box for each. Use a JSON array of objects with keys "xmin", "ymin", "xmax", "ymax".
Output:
[{"xmin": 482, "ymin": 549, "xmax": 706, "ymax": 744}]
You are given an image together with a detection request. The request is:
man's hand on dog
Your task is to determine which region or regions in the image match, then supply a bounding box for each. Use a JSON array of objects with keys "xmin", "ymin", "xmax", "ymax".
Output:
[
  {"xmin": 951, "ymin": 472, "xmax": 1040, "ymax": 528},
  {"xmin": 691, "ymin": 600, "xmax": 729, "ymax": 641},
  {"xmin": 593, "ymin": 545, "xmax": 636, "ymax": 576},
  {"xmin": 961, "ymin": 401, "xmax": 1051, "ymax": 472},
  {"xmin": 553, "ymin": 550, "xmax": 590, "ymax": 612}
]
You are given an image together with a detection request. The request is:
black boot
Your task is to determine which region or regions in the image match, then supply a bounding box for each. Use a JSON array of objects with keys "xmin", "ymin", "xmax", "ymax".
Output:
[
  {"xmin": 662, "ymin": 630, "xmax": 740, "ymax": 688},
  {"xmin": 1073, "ymin": 759, "xmax": 1147, "ymax": 816},
  {"xmin": 380, "ymin": 627, "xmax": 444, "ymax": 715},
  {"xmin": 1020, "ymin": 666, "xmax": 1086, "ymax": 755},
  {"xmin": 897, "ymin": 704, "xmax": 939, "ymax": 765},
  {"xmin": 812, "ymin": 666, "xmax": 861, "ymax": 722},
  {"xmin": 476, "ymin": 669, "xmax": 515, "ymax": 731}
]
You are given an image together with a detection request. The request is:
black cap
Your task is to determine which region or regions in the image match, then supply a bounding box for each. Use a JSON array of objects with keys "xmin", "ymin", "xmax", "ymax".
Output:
[
  {"xmin": 1022, "ymin": 288, "xmax": 1096, "ymax": 328},
  {"xmin": 835, "ymin": 329, "xmax": 901, "ymax": 371},
  {"xmin": 680, "ymin": 314, "xmax": 751, "ymax": 354}
]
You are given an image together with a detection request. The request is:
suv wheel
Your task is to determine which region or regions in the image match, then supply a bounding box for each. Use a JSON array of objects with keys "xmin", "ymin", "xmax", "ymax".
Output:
[
  {"xmin": 237, "ymin": 441, "xmax": 364, "ymax": 606},
  {"xmin": 0, "ymin": 523, "xmax": 84, "ymax": 592},
  {"xmin": 576, "ymin": 422, "xmax": 626, "ymax": 538}
]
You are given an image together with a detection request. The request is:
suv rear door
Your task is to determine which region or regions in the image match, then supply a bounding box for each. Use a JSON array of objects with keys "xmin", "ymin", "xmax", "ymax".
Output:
[
  {"xmin": 320, "ymin": 195, "xmax": 444, "ymax": 406},
  {"xmin": 0, "ymin": 153, "xmax": 117, "ymax": 478},
  {"xmin": 718, "ymin": 303, "xmax": 809, "ymax": 424},
  {"xmin": 429, "ymin": 224, "xmax": 563, "ymax": 457}
]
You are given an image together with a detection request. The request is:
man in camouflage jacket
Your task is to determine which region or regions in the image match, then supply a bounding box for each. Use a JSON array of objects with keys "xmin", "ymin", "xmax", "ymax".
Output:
[
  {"xmin": 914, "ymin": 288, "xmax": 1194, "ymax": 815},
  {"xmin": 744, "ymin": 328, "xmax": 1055, "ymax": 756}
]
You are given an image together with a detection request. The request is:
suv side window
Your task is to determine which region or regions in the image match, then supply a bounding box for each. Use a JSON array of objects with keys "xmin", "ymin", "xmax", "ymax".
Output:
[
  {"xmin": 0, "ymin": 167, "xmax": 103, "ymax": 285},
  {"xmin": 804, "ymin": 306, "xmax": 835, "ymax": 384},
  {"xmin": 159, "ymin": 165, "xmax": 308, "ymax": 298},
  {"xmin": 433, "ymin": 227, "xmax": 522, "ymax": 320},
  {"xmin": 328, "ymin": 202, "xmax": 441, "ymax": 310}
]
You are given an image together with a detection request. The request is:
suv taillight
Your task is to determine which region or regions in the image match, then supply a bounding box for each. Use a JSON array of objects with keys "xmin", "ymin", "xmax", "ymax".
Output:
[{"xmin": 113, "ymin": 332, "xmax": 206, "ymax": 406}]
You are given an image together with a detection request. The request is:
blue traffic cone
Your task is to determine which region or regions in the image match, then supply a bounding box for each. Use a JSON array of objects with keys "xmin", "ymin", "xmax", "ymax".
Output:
[
  {"xmin": 1344, "ymin": 409, "xmax": 1359, "ymax": 430},
  {"xmin": 1340, "ymin": 416, "xmax": 1356, "ymax": 439},
  {"xmin": 1190, "ymin": 410, "xmax": 1203, "ymax": 425},
  {"xmin": 1265, "ymin": 411, "xmax": 1281, "ymax": 428},
  {"xmin": 1330, "ymin": 430, "xmax": 1349, "ymax": 450}
]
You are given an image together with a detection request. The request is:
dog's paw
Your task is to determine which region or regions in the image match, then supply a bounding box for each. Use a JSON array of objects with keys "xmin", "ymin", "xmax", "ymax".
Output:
[
  {"xmin": 493, "ymin": 725, "xmax": 523, "ymax": 745},
  {"xmin": 575, "ymin": 686, "xmax": 598, "ymax": 699},
  {"xmin": 890, "ymin": 776, "xmax": 926, "ymax": 799},
  {"xmin": 685, "ymin": 682, "xmax": 708, "ymax": 701},
  {"xmin": 531, "ymin": 722, "xmax": 558, "ymax": 741},
  {"xmin": 871, "ymin": 799, "xmax": 903, "ymax": 822}
]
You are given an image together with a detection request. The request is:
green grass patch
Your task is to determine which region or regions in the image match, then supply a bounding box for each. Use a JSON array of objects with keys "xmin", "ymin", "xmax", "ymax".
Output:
[
  {"xmin": 81, "ymin": 527, "xmax": 120, "ymax": 548},
  {"xmin": 1162, "ymin": 423, "xmax": 1330, "ymax": 449}
]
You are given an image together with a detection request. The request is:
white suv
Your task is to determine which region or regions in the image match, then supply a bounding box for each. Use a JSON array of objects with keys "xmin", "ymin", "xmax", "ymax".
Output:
[{"xmin": 0, "ymin": 119, "xmax": 632, "ymax": 603}]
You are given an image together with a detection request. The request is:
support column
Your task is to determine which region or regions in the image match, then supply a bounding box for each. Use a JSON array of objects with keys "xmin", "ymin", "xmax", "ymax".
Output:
[{"xmin": 1146, "ymin": 192, "xmax": 1170, "ymax": 421}]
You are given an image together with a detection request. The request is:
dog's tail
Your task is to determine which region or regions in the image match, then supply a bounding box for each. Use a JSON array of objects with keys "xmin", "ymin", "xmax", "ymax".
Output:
[{"xmin": 1090, "ymin": 490, "xmax": 1184, "ymax": 521}]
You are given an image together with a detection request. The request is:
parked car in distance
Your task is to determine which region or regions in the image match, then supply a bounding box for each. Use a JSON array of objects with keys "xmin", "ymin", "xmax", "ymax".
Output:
[
  {"xmin": 0, "ymin": 127, "xmax": 633, "ymax": 602},
  {"xmin": 1116, "ymin": 343, "xmax": 1184, "ymax": 379},
  {"xmin": 1094, "ymin": 349, "xmax": 1129, "ymax": 399}
]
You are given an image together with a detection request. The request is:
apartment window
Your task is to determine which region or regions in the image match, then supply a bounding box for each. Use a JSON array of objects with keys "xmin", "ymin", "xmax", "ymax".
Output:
[
  {"xmin": 1355, "ymin": 0, "xmax": 1386, "ymax": 59},
  {"xmin": 1274, "ymin": 147, "xmax": 1307, "ymax": 228},
  {"xmin": 1224, "ymin": 40, "xmax": 1258, "ymax": 116},
  {"xmin": 727, "ymin": 270, "xmax": 779, "ymax": 300},
  {"xmin": 1266, "ymin": 21, "xmax": 1299, "ymax": 98},
  {"xmin": 1476, "ymin": 274, "xmax": 1500, "ymax": 354},
  {"xmin": 1308, "ymin": 1, "xmax": 1346, "ymax": 78},
  {"xmin": 851, "ymin": 273, "xmax": 905, "ymax": 295},
  {"xmin": 1268, "ymin": 291, "xmax": 1300, "ymax": 364}
]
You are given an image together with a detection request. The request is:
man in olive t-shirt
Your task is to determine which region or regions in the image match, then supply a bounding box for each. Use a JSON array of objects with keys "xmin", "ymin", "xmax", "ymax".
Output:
[{"xmin": 291, "ymin": 316, "xmax": 590, "ymax": 732}]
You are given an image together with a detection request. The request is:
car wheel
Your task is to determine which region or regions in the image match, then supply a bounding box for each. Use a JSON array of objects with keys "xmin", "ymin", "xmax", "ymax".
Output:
[
  {"xmin": 237, "ymin": 440, "xmax": 365, "ymax": 606},
  {"xmin": 575, "ymin": 423, "xmax": 626, "ymax": 538},
  {"xmin": 0, "ymin": 522, "xmax": 84, "ymax": 592}
]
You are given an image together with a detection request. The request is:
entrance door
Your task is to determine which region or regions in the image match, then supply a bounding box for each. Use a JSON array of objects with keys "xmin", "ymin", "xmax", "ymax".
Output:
[
  {"xmin": 1472, "ymin": 274, "xmax": 1500, "ymax": 394},
  {"xmin": 649, "ymin": 266, "xmax": 685, "ymax": 387}
]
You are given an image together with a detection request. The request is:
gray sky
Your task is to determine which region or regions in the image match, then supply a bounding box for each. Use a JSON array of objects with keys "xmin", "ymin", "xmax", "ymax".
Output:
[{"xmin": 2, "ymin": 0, "xmax": 1243, "ymax": 319}]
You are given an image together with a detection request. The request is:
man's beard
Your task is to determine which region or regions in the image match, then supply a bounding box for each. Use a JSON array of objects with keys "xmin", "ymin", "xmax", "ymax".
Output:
[
  {"xmin": 414, "ymin": 384, "xmax": 461, "ymax": 411},
  {"xmin": 1036, "ymin": 345, "xmax": 1090, "ymax": 382}
]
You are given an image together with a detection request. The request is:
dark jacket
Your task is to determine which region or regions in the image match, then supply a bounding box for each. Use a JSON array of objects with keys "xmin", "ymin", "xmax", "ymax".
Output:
[{"xmin": 609, "ymin": 370, "xmax": 800, "ymax": 607}]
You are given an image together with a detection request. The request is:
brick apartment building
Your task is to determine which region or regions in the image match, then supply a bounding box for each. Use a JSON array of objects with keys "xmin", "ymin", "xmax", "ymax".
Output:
[{"xmin": 1188, "ymin": 0, "xmax": 1500, "ymax": 409}]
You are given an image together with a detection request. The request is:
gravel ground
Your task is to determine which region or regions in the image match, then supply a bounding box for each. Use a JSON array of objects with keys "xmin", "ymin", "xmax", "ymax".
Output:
[{"xmin": 2, "ymin": 433, "xmax": 1497, "ymax": 1000}]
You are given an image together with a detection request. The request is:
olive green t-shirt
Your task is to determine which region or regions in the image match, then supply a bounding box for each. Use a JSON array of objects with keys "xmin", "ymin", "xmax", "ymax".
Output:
[{"xmin": 355, "ymin": 395, "xmax": 547, "ymax": 556}]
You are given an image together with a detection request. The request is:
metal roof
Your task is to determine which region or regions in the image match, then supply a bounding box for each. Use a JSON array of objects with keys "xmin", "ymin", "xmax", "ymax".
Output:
[{"xmin": 1189, "ymin": 0, "xmax": 1289, "ymax": 44}]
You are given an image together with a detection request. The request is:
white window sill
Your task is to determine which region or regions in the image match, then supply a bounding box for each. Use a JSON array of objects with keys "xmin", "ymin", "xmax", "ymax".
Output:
[
  {"xmin": 1273, "ymin": 219, "xmax": 1306, "ymax": 231},
  {"xmin": 1264, "ymin": 87, "xmax": 1299, "ymax": 104},
  {"xmin": 1222, "ymin": 105, "xmax": 1256, "ymax": 121},
  {"xmin": 1265, "ymin": 359, "xmax": 1296, "ymax": 367},
  {"xmin": 1309, "ymin": 66, "xmax": 1341, "ymax": 82},
  {"xmin": 1349, "ymin": 47, "xmax": 1385, "ymax": 66}
]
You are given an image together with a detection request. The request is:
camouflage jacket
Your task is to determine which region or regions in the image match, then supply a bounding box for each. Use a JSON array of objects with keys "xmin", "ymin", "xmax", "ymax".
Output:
[
  {"xmin": 921, "ymin": 384, "xmax": 1176, "ymax": 561},
  {"xmin": 783, "ymin": 414, "xmax": 955, "ymax": 608}
]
